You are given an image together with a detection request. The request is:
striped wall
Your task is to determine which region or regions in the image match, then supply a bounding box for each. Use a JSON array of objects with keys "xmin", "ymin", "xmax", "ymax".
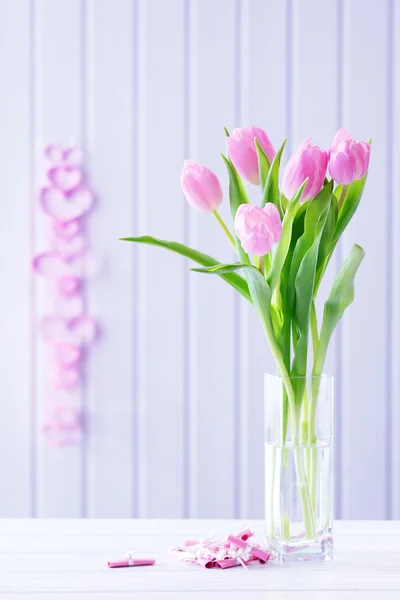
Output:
[{"xmin": 0, "ymin": 0, "xmax": 398, "ymax": 519}]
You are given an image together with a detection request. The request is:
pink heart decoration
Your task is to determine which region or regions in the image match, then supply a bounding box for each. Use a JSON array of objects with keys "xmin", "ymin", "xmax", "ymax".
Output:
[
  {"xmin": 41, "ymin": 186, "xmax": 94, "ymax": 222},
  {"xmin": 42, "ymin": 405, "xmax": 81, "ymax": 446},
  {"xmin": 44, "ymin": 145, "xmax": 64, "ymax": 164},
  {"xmin": 44, "ymin": 145, "xmax": 83, "ymax": 166},
  {"xmin": 51, "ymin": 367, "xmax": 80, "ymax": 390},
  {"xmin": 54, "ymin": 343, "xmax": 82, "ymax": 367},
  {"xmin": 56, "ymin": 234, "xmax": 87, "ymax": 258},
  {"xmin": 32, "ymin": 252, "xmax": 74, "ymax": 280},
  {"xmin": 42, "ymin": 423, "xmax": 81, "ymax": 446},
  {"xmin": 55, "ymin": 295, "xmax": 84, "ymax": 319},
  {"xmin": 48, "ymin": 166, "xmax": 83, "ymax": 191},
  {"xmin": 53, "ymin": 219, "xmax": 81, "ymax": 239},
  {"xmin": 63, "ymin": 146, "xmax": 83, "ymax": 166},
  {"xmin": 42, "ymin": 315, "xmax": 98, "ymax": 346},
  {"xmin": 58, "ymin": 276, "xmax": 81, "ymax": 296}
]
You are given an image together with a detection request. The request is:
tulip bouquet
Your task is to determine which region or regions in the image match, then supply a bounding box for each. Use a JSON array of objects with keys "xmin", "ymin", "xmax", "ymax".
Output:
[{"xmin": 122, "ymin": 126, "xmax": 370, "ymax": 549}]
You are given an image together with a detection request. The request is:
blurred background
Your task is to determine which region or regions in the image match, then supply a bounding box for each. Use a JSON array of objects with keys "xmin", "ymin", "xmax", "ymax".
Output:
[{"xmin": 0, "ymin": 0, "xmax": 398, "ymax": 520}]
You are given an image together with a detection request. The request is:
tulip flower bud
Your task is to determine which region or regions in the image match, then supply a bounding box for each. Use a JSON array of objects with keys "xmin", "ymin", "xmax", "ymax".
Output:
[
  {"xmin": 181, "ymin": 160, "xmax": 223, "ymax": 213},
  {"xmin": 234, "ymin": 203, "xmax": 282, "ymax": 256},
  {"xmin": 227, "ymin": 126, "xmax": 276, "ymax": 185},
  {"xmin": 282, "ymin": 138, "xmax": 328, "ymax": 203},
  {"xmin": 328, "ymin": 129, "xmax": 370, "ymax": 185}
]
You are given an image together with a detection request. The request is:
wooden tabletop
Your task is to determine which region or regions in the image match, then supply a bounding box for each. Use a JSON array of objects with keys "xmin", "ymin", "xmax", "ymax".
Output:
[{"xmin": 1, "ymin": 519, "xmax": 399, "ymax": 598}]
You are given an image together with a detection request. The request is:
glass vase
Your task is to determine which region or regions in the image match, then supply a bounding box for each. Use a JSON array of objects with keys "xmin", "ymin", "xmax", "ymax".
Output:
[{"xmin": 264, "ymin": 373, "xmax": 333, "ymax": 563}]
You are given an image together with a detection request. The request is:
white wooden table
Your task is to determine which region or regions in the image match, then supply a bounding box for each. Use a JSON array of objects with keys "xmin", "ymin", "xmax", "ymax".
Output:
[{"xmin": 1, "ymin": 519, "xmax": 399, "ymax": 598}]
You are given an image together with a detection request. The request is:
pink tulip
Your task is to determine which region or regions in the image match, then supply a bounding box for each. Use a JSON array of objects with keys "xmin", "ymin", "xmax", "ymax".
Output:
[
  {"xmin": 234, "ymin": 203, "xmax": 282, "ymax": 256},
  {"xmin": 328, "ymin": 129, "xmax": 370, "ymax": 185},
  {"xmin": 227, "ymin": 126, "xmax": 276, "ymax": 185},
  {"xmin": 181, "ymin": 160, "xmax": 223, "ymax": 213},
  {"xmin": 282, "ymin": 138, "xmax": 328, "ymax": 203}
]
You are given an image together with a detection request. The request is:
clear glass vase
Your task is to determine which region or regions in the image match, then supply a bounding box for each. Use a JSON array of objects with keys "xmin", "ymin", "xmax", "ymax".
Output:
[{"xmin": 264, "ymin": 373, "xmax": 333, "ymax": 563}]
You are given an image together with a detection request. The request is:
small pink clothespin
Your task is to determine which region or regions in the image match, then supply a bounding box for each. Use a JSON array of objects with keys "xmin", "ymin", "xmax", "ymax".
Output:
[
  {"xmin": 108, "ymin": 551, "xmax": 155, "ymax": 568},
  {"xmin": 215, "ymin": 554, "xmax": 255, "ymax": 569},
  {"xmin": 195, "ymin": 555, "xmax": 215, "ymax": 569},
  {"xmin": 238, "ymin": 527, "xmax": 254, "ymax": 542},
  {"xmin": 227, "ymin": 535, "xmax": 271, "ymax": 564}
]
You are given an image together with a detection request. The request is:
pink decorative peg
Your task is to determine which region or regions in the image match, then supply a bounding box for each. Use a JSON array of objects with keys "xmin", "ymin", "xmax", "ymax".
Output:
[
  {"xmin": 58, "ymin": 276, "xmax": 81, "ymax": 296},
  {"xmin": 51, "ymin": 366, "xmax": 80, "ymax": 390},
  {"xmin": 169, "ymin": 526, "xmax": 271, "ymax": 571},
  {"xmin": 54, "ymin": 219, "xmax": 81, "ymax": 239},
  {"xmin": 108, "ymin": 552, "xmax": 155, "ymax": 568},
  {"xmin": 54, "ymin": 343, "xmax": 82, "ymax": 367},
  {"xmin": 227, "ymin": 535, "xmax": 271, "ymax": 564},
  {"xmin": 195, "ymin": 556, "xmax": 215, "ymax": 569}
]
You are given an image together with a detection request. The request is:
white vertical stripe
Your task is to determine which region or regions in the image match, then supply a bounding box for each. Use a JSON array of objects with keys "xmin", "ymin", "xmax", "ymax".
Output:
[
  {"xmin": 190, "ymin": 0, "xmax": 237, "ymax": 518},
  {"xmin": 84, "ymin": 0, "xmax": 135, "ymax": 517},
  {"xmin": 186, "ymin": 0, "xmax": 199, "ymax": 518},
  {"xmin": 237, "ymin": 0, "xmax": 249, "ymax": 520},
  {"xmin": 0, "ymin": 0, "xmax": 33, "ymax": 517},
  {"xmin": 34, "ymin": 0, "xmax": 84, "ymax": 517},
  {"xmin": 136, "ymin": 0, "xmax": 148, "ymax": 518},
  {"xmin": 335, "ymin": 0, "xmax": 344, "ymax": 520},
  {"xmin": 139, "ymin": 0, "xmax": 186, "ymax": 517},
  {"xmin": 341, "ymin": 0, "xmax": 389, "ymax": 519},
  {"xmin": 391, "ymin": 0, "xmax": 400, "ymax": 519}
]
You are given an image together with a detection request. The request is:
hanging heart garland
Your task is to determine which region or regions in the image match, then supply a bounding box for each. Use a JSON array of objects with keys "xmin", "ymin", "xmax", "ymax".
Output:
[{"xmin": 32, "ymin": 146, "xmax": 99, "ymax": 447}]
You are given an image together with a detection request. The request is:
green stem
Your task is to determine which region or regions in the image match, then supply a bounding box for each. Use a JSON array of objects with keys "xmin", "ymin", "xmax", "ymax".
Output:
[
  {"xmin": 308, "ymin": 376, "xmax": 322, "ymax": 518},
  {"xmin": 294, "ymin": 445, "xmax": 315, "ymax": 539},
  {"xmin": 310, "ymin": 300, "xmax": 319, "ymax": 362},
  {"xmin": 308, "ymin": 376, "xmax": 321, "ymax": 445},
  {"xmin": 310, "ymin": 446, "xmax": 318, "ymax": 516},
  {"xmin": 259, "ymin": 255, "xmax": 265, "ymax": 277},
  {"xmin": 264, "ymin": 252, "xmax": 272, "ymax": 275},
  {"xmin": 267, "ymin": 445, "xmax": 277, "ymax": 539},
  {"xmin": 300, "ymin": 387, "xmax": 309, "ymax": 446},
  {"xmin": 300, "ymin": 387, "xmax": 310, "ymax": 484},
  {"xmin": 261, "ymin": 327, "xmax": 316, "ymax": 540},
  {"xmin": 212, "ymin": 210, "xmax": 236, "ymax": 250},
  {"xmin": 338, "ymin": 184, "xmax": 348, "ymax": 209}
]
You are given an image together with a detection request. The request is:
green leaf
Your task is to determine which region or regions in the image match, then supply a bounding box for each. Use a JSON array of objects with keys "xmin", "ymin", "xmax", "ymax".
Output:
[
  {"xmin": 291, "ymin": 206, "xmax": 330, "ymax": 400},
  {"xmin": 288, "ymin": 180, "xmax": 334, "ymax": 311},
  {"xmin": 330, "ymin": 174, "xmax": 367, "ymax": 250},
  {"xmin": 224, "ymin": 126, "xmax": 230, "ymax": 137},
  {"xmin": 261, "ymin": 137, "xmax": 287, "ymax": 213},
  {"xmin": 192, "ymin": 262, "xmax": 290, "ymax": 379},
  {"xmin": 221, "ymin": 154, "xmax": 251, "ymax": 264},
  {"xmin": 267, "ymin": 179, "xmax": 308, "ymax": 293},
  {"xmin": 192, "ymin": 262, "xmax": 275, "ymax": 334},
  {"xmin": 120, "ymin": 236, "xmax": 251, "ymax": 302},
  {"xmin": 255, "ymin": 138, "xmax": 271, "ymax": 192},
  {"xmin": 278, "ymin": 199, "xmax": 310, "ymax": 367},
  {"xmin": 191, "ymin": 262, "xmax": 245, "ymax": 276},
  {"xmin": 280, "ymin": 194, "xmax": 289, "ymax": 213},
  {"xmin": 316, "ymin": 192, "xmax": 338, "ymax": 273},
  {"xmin": 313, "ymin": 244, "xmax": 365, "ymax": 377}
]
